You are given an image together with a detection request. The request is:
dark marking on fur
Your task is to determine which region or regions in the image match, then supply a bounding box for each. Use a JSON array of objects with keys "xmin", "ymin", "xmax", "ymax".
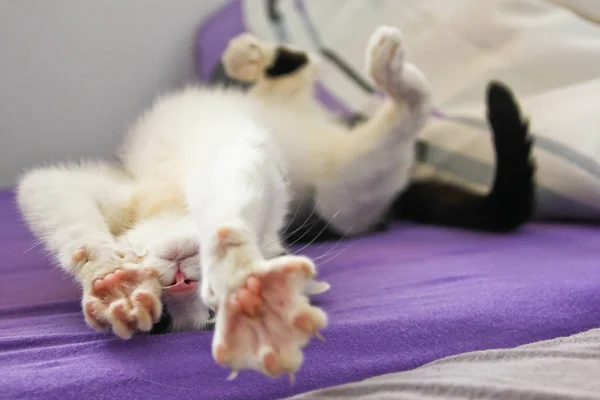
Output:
[
  {"xmin": 265, "ymin": 48, "xmax": 309, "ymax": 77},
  {"xmin": 149, "ymin": 307, "xmax": 215, "ymax": 334},
  {"xmin": 149, "ymin": 309, "xmax": 173, "ymax": 335},
  {"xmin": 205, "ymin": 309, "xmax": 216, "ymax": 331},
  {"xmin": 393, "ymin": 81, "xmax": 535, "ymax": 232},
  {"xmin": 285, "ymin": 82, "xmax": 534, "ymax": 243}
]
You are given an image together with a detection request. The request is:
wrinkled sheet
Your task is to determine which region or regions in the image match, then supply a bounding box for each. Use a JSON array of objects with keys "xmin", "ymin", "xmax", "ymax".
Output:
[
  {"xmin": 289, "ymin": 328, "xmax": 600, "ymax": 400},
  {"xmin": 1, "ymin": 189, "xmax": 600, "ymax": 399}
]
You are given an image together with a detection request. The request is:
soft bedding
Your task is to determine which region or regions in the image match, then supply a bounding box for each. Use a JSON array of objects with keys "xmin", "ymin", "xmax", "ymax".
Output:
[
  {"xmin": 289, "ymin": 328, "xmax": 600, "ymax": 399},
  {"xmin": 2, "ymin": 186, "xmax": 600, "ymax": 399}
]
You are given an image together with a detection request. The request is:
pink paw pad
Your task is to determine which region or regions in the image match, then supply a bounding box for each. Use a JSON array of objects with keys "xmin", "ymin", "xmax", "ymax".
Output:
[
  {"xmin": 72, "ymin": 248, "xmax": 88, "ymax": 264},
  {"xmin": 82, "ymin": 264, "xmax": 161, "ymax": 339},
  {"xmin": 93, "ymin": 269, "xmax": 126, "ymax": 292},
  {"xmin": 263, "ymin": 350, "xmax": 283, "ymax": 377},
  {"xmin": 212, "ymin": 255, "xmax": 327, "ymax": 380}
]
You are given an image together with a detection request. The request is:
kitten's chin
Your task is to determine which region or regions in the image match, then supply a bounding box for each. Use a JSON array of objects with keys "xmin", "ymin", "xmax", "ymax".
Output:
[{"xmin": 164, "ymin": 295, "xmax": 212, "ymax": 332}]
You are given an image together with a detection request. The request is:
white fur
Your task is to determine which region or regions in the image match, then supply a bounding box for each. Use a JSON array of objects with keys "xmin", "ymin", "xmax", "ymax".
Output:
[
  {"xmin": 17, "ymin": 26, "xmax": 431, "ymax": 334},
  {"xmin": 17, "ymin": 162, "xmax": 134, "ymax": 280},
  {"xmin": 122, "ymin": 86, "xmax": 291, "ymax": 309}
]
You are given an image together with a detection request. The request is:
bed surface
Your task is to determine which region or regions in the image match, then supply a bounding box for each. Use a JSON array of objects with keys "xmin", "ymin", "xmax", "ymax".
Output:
[
  {"xmin": 289, "ymin": 327, "xmax": 600, "ymax": 399},
  {"xmin": 1, "ymin": 188, "xmax": 599, "ymax": 400}
]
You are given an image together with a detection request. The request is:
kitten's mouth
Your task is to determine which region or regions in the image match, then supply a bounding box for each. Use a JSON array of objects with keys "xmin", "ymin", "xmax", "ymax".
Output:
[{"xmin": 167, "ymin": 269, "xmax": 198, "ymax": 295}]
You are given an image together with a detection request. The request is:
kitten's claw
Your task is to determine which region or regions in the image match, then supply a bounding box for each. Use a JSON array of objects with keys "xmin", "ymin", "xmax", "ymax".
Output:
[
  {"xmin": 211, "ymin": 254, "xmax": 328, "ymax": 379},
  {"xmin": 226, "ymin": 371, "xmax": 239, "ymax": 381},
  {"xmin": 304, "ymin": 280, "xmax": 330, "ymax": 296},
  {"xmin": 80, "ymin": 251, "xmax": 162, "ymax": 339}
]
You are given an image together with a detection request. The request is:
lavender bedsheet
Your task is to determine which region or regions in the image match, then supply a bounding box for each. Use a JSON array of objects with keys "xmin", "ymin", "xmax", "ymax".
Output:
[{"xmin": 1, "ymin": 188, "xmax": 599, "ymax": 400}]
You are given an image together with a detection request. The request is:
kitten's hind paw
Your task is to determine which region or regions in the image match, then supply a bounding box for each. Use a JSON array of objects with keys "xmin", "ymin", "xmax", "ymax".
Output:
[
  {"xmin": 212, "ymin": 255, "xmax": 327, "ymax": 380},
  {"xmin": 365, "ymin": 26, "xmax": 430, "ymax": 105},
  {"xmin": 366, "ymin": 26, "xmax": 405, "ymax": 92}
]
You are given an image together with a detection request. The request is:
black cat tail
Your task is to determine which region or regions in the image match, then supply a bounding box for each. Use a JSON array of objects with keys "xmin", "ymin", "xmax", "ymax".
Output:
[{"xmin": 393, "ymin": 81, "xmax": 535, "ymax": 232}]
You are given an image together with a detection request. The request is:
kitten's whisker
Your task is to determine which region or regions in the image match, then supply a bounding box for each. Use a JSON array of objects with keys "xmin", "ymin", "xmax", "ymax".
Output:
[
  {"xmin": 105, "ymin": 233, "xmax": 177, "ymax": 281},
  {"xmin": 24, "ymin": 240, "xmax": 42, "ymax": 254},
  {"xmin": 311, "ymin": 243, "xmax": 342, "ymax": 263},
  {"xmin": 102, "ymin": 232, "xmax": 145, "ymax": 266},
  {"xmin": 283, "ymin": 219, "xmax": 320, "ymax": 248},
  {"xmin": 157, "ymin": 261, "xmax": 178, "ymax": 277},
  {"xmin": 279, "ymin": 202, "xmax": 319, "ymax": 244},
  {"xmin": 256, "ymin": 202, "xmax": 310, "ymax": 251},
  {"xmin": 310, "ymin": 222, "xmax": 355, "ymax": 263},
  {"xmin": 314, "ymin": 242, "xmax": 355, "ymax": 266},
  {"xmin": 292, "ymin": 211, "xmax": 340, "ymax": 255},
  {"xmin": 263, "ymin": 217, "xmax": 318, "ymax": 251},
  {"xmin": 124, "ymin": 236, "xmax": 147, "ymax": 264},
  {"xmin": 162, "ymin": 282, "xmax": 182, "ymax": 290},
  {"xmin": 112, "ymin": 239, "xmax": 146, "ymax": 267},
  {"xmin": 281, "ymin": 200, "xmax": 301, "ymax": 239}
]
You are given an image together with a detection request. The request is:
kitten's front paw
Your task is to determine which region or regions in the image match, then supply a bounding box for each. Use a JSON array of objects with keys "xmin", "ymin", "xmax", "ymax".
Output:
[
  {"xmin": 76, "ymin": 248, "xmax": 162, "ymax": 339},
  {"xmin": 222, "ymin": 33, "xmax": 271, "ymax": 82},
  {"xmin": 212, "ymin": 255, "xmax": 327, "ymax": 380}
]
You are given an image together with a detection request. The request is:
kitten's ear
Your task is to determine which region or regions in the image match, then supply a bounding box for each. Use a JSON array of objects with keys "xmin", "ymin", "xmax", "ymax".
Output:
[{"xmin": 304, "ymin": 280, "xmax": 330, "ymax": 296}]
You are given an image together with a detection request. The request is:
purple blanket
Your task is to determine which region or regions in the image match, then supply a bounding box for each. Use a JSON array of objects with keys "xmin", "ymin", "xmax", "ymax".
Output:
[{"xmin": 1, "ymin": 188, "xmax": 599, "ymax": 400}]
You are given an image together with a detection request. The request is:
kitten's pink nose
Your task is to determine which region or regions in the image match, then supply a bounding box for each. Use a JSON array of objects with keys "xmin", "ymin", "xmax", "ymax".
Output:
[{"xmin": 167, "ymin": 269, "xmax": 198, "ymax": 295}]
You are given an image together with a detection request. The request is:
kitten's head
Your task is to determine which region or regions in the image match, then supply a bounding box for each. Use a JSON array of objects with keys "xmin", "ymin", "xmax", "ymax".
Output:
[{"xmin": 117, "ymin": 212, "xmax": 211, "ymax": 333}]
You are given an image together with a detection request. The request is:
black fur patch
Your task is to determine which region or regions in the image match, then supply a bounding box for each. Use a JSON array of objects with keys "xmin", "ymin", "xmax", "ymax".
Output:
[
  {"xmin": 149, "ymin": 309, "xmax": 173, "ymax": 335},
  {"xmin": 393, "ymin": 81, "xmax": 535, "ymax": 232},
  {"xmin": 265, "ymin": 48, "xmax": 308, "ymax": 78},
  {"xmin": 204, "ymin": 310, "xmax": 216, "ymax": 331},
  {"xmin": 149, "ymin": 307, "xmax": 215, "ymax": 335}
]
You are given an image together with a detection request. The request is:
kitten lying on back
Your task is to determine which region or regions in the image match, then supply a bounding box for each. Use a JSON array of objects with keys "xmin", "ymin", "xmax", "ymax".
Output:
[{"xmin": 17, "ymin": 26, "xmax": 430, "ymax": 378}]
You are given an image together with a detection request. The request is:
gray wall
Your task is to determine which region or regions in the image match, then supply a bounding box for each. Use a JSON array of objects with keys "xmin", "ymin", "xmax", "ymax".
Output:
[{"xmin": 0, "ymin": 0, "xmax": 226, "ymax": 187}]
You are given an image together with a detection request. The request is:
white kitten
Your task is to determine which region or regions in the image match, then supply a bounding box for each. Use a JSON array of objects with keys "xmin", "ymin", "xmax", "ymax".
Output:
[
  {"xmin": 17, "ymin": 26, "xmax": 430, "ymax": 378},
  {"xmin": 124, "ymin": 84, "xmax": 327, "ymax": 377}
]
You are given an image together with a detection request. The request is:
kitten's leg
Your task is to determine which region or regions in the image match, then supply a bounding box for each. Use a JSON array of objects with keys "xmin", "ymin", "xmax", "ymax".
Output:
[
  {"xmin": 17, "ymin": 164, "xmax": 162, "ymax": 338},
  {"xmin": 222, "ymin": 33, "xmax": 318, "ymax": 99},
  {"xmin": 204, "ymin": 223, "xmax": 327, "ymax": 380},
  {"xmin": 184, "ymin": 145, "xmax": 326, "ymax": 379},
  {"xmin": 313, "ymin": 26, "xmax": 431, "ymax": 235}
]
